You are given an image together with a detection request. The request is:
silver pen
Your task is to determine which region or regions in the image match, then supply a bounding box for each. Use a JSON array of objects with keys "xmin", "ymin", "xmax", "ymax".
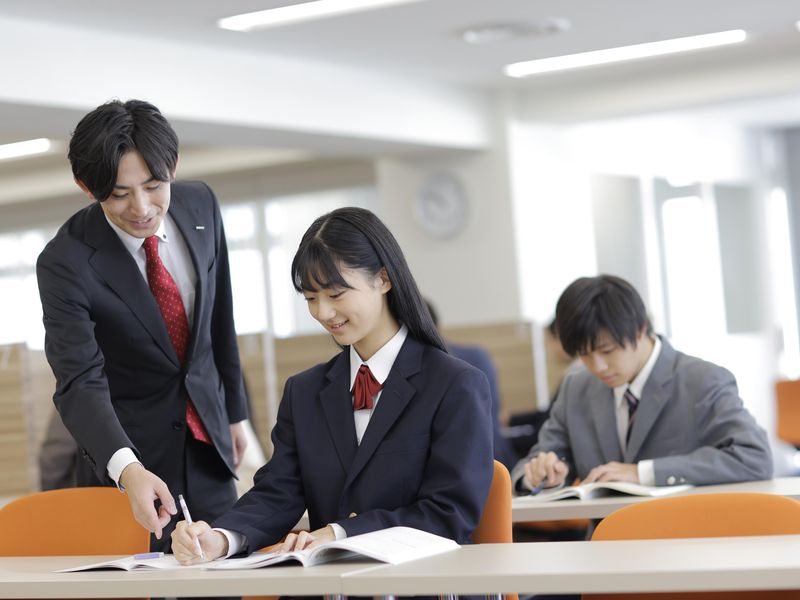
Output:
[{"xmin": 178, "ymin": 494, "xmax": 205, "ymax": 559}]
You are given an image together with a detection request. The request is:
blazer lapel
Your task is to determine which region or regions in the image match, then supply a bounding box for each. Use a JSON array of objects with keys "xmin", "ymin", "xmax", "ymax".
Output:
[
  {"xmin": 167, "ymin": 191, "xmax": 207, "ymax": 359},
  {"xmin": 624, "ymin": 337, "xmax": 675, "ymax": 461},
  {"xmin": 319, "ymin": 352, "xmax": 359, "ymax": 474},
  {"xmin": 343, "ymin": 337, "xmax": 422, "ymax": 490},
  {"xmin": 84, "ymin": 204, "xmax": 179, "ymax": 367},
  {"xmin": 589, "ymin": 382, "xmax": 624, "ymax": 463}
]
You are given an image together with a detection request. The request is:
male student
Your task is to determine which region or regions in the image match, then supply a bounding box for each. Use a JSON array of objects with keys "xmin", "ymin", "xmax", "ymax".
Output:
[
  {"xmin": 511, "ymin": 274, "xmax": 772, "ymax": 493},
  {"xmin": 36, "ymin": 99, "xmax": 248, "ymax": 551}
]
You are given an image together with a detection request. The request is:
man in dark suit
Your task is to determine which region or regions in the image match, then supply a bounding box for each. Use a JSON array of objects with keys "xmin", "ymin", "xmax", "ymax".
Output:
[
  {"xmin": 36, "ymin": 99, "xmax": 248, "ymax": 552},
  {"xmin": 512, "ymin": 274, "xmax": 772, "ymax": 493}
]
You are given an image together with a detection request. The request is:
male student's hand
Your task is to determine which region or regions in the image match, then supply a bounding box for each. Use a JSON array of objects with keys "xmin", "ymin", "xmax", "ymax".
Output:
[
  {"xmin": 172, "ymin": 520, "xmax": 228, "ymax": 565},
  {"xmin": 119, "ymin": 463, "xmax": 176, "ymax": 539},
  {"xmin": 279, "ymin": 526, "xmax": 336, "ymax": 553},
  {"xmin": 230, "ymin": 421, "xmax": 248, "ymax": 469},
  {"xmin": 583, "ymin": 461, "xmax": 639, "ymax": 484},
  {"xmin": 523, "ymin": 451, "xmax": 568, "ymax": 489}
]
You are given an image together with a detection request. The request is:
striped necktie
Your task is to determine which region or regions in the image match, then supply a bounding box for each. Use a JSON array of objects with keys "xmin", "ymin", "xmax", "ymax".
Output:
[{"xmin": 624, "ymin": 387, "xmax": 639, "ymax": 446}]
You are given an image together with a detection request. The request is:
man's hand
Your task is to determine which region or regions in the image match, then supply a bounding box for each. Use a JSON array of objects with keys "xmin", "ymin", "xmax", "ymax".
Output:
[
  {"xmin": 523, "ymin": 451, "xmax": 568, "ymax": 489},
  {"xmin": 172, "ymin": 520, "xmax": 228, "ymax": 565},
  {"xmin": 230, "ymin": 421, "xmax": 248, "ymax": 469},
  {"xmin": 278, "ymin": 526, "xmax": 336, "ymax": 553},
  {"xmin": 583, "ymin": 461, "xmax": 639, "ymax": 484},
  {"xmin": 118, "ymin": 463, "xmax": 176, "ymax": 539}
]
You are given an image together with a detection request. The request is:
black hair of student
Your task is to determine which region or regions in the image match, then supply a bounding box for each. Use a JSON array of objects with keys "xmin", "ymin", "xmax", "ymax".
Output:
[
  {"xmin": 555, "ymin": 274, "xmax": 653, "ymax": 357},
  {"xmin": 291, "ymin": 207, "xmax": 447, "ymax": 353},
  {"xmin": 68, "ymin": 99, "xmax": 179, "ymax": 202}
]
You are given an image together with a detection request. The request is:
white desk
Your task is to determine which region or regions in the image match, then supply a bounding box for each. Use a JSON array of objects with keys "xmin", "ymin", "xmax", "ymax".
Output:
[
  {"xmin": 0, "ymin": 554, "xmax": 364, "ymax": 598},
  {"xmin": 3, "ymin": 535, "xmax": 800, "ymax": 597},
  {"xmin": 512, "ymin": 476, "xmax": 800, "ymax": 522},
  {"xmin": 343, "ymin": 535, "xmax": 800, "ymax": 596}
]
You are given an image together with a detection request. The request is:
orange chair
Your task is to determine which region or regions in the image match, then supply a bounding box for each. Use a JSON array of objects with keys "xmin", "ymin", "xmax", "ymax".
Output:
[
  {"xmin": 776, "ymin": 379, "xmax": 800, "ymax": 446},
  {"xmin": 0, "ymin": 486, "xmax": 149, "ymax": 600},
  {"xmin": 470, "ymin": 460, "xmax": 518, "ymax": 600},
  {"xmin": 585, "ymin": 492, "xmax": 800, "ymax": 600}
]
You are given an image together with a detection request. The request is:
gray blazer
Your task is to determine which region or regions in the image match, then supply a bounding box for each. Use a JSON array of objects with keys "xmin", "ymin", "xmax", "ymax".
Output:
[{"xmin": 511, "ymin": 337, "xmax": 772, "ymax": 489}]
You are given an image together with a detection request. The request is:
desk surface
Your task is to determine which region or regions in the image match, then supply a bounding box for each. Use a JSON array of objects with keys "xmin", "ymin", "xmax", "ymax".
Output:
[
  {"xmin": 512, "ymin": 476, "xmax": 800, "ymax": 522},
  {"xmin": 2, "ymin": 535, "xmax": 800, "ymax": 598},
  {"xmin": 343, "ymin": 535, "xmax": 800, "ymax": 596},
  {"xmin": 0, "ymin": 554, "xmax": 367, "ymax": 598}
]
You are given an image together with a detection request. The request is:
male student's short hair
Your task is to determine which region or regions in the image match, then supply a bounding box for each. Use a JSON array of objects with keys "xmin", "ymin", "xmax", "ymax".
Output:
[
  {"xmin": 555, "ymin": 275, "xmax": 653, "ymax": 357},
  {"xmin": 68, "ymin": 99, "xmax": 179, "ymax": 202}
]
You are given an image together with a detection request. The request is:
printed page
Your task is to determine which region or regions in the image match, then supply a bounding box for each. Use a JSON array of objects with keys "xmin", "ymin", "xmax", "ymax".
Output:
[
  {"xmin": 58, "ymin": 554, "xmax": 192, "ymax": 572},
  {"xmin": 310, "ymin": 526, "xmax": 459, "ymax": 565}
]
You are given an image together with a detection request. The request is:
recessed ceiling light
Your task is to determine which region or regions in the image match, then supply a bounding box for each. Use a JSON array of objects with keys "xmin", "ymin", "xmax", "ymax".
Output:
[
  {"xmin": 459, "ymin": 17, "xmax": 571, "ymax": 45},
  {"xmin": 218, "ymin": 0, "xmax": 425, "ymax": 32},
  {"xmin": 0, "ymin": 138, "xmax": 52, "ymax": 161},
  {"xmin": 795, "ymin": 20, "xmax": 800, "ymax": 32},
  {"xmin": 505, "ymin": 29, "xmax": 747, "ymax": 78}
]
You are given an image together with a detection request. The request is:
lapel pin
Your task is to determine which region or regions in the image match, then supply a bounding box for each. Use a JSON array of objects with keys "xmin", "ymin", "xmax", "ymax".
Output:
[{"xmin": 195, "ymin": 225, "xmax": 205, "ymax": 230}]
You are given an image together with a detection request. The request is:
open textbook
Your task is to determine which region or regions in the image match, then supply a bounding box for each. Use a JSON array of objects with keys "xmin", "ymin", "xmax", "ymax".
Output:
[
  {"xmin": 523, "ymin": 481, "xmax": 694, "ymax": 502},
  {"xmin": 58, "ymin": 553, "xmax": 193, "ymax": 572},
  {"xmin": 207, "ymin": 526, "xmax": 459, "ymax": 569},
  {"xmin": 58, "ymin": 526, "xmax": 459, "ymax": 572}
]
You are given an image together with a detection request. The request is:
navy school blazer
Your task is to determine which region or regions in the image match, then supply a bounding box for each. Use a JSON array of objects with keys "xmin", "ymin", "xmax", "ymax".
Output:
[{"xmin": 213, "ymin": 335, "xmax": 494, "ymax": 550}]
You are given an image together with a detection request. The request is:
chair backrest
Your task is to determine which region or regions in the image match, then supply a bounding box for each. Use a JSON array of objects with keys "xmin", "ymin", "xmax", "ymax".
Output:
[
  {"xmin": 0, "ymin": 487, "xmax": 149, "ymax": 556},
  {"xmin": 473, "ymin": 460, "xmax": 513, "ymax": 544},
  {"xmin": 776, "ymin": 379, "xmax": 800, "ymax": 446},
  {"xmin": 585, "ymin": 492, "xmax": 800, "ymax": 600}
]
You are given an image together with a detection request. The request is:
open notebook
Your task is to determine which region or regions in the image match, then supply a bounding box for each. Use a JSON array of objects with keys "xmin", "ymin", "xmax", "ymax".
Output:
[
  {"xmin": 58, "ymin": 526, "xmax": 459, "ymax": 572},
  {"xmin": 521, "ymin": 481, "xmax": 694, "ymax": 502}
]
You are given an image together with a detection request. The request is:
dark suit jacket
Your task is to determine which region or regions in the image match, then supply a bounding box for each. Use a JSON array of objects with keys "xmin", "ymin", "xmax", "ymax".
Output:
[
  {"xmin": 36, "ymin": 181, "xmax": 247, "ymax": 489},
  {"xmin": 448, "ymin": 343, "xmax": 516, "ymax": 469},
  {"xmin": 511, "ymin": 336, "xmax": 772, "ymax": 489},
  {"xmin": 213, "ymin": 336, "xmax": 494, "ymax": 551}
]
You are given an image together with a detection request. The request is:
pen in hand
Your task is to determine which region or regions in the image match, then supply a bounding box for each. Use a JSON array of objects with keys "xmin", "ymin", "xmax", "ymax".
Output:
[{"xmin": 178, "ymin": 494, "xmax": 205, "ymax": 560}]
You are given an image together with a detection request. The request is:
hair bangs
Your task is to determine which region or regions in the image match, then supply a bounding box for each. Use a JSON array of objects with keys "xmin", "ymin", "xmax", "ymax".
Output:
[{"xmin": 292, "ymin": 239, "xmax": 352, "ymax": 293}]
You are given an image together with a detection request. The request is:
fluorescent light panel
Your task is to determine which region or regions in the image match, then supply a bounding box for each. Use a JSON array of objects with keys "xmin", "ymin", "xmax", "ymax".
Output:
[
  {"xmin": 0, "ymin": 138, "xmax": 51, "ymax": 161},
  {"xmin": 218, "ymin": 0, "xmax": 424, "ymax": 31},
  {"xmin": 505, "ymin": 29, "xmax": 747, "ymax": 78}
]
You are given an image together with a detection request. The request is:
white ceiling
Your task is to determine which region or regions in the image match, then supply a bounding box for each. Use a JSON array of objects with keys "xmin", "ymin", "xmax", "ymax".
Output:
[
  {"xmin": 1, "ymin": 0, "xmax": 800, "ymax": 173},
  {"xmin": 1, "ymin": 0, "xmax": 798, "ymax": 88}
]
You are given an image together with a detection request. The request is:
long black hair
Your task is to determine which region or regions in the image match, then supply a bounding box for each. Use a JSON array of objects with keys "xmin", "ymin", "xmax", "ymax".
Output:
[{"xmin": 291, "ymin": 207, "xmax": 446, "ymax": 352}]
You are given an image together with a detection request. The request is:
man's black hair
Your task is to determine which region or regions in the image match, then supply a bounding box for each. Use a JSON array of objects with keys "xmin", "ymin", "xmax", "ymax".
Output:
[
  {"xmin": 555, "ymin": 275, "xmax": 653, "ymax": 357},
  {"xmin": 68, "ymin": 99, "xmax": 178, "ymax": 201}
]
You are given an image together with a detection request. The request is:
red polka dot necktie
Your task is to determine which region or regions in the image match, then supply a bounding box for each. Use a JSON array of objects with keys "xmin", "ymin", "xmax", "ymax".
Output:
[
  {"xmin": 352, "ymin": 364, "xmax": 382, "ymax": 411},
  {"xmin": 143, "ymin": 236, "xmax": 211, "ymax": 444}
]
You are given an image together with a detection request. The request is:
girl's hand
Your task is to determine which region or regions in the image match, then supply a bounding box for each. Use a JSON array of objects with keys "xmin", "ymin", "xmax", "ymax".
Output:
[
  {"xmin": 171, "ymin": 520, "xmax": 228, "ymax": 565},
  {"xmin": 278, "ymin": 526, "xmax": 336, "ymax": 552}
]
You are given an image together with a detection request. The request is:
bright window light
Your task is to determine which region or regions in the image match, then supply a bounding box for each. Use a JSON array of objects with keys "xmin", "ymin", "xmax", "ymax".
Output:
[
  {"xmin": 218, "ymin": 0, "xmax": 424, "ymax": 32},
  {"xmin": 504, "ymin": 29, "xmax": 747, "ymax": 78},
  {"xmin": 0, "ymin": 138, "xmax": 51, "ymax": 161}
]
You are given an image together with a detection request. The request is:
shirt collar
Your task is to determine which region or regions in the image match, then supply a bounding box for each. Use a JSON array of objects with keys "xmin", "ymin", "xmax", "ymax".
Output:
[
  {"xmin": 104, "ymin": 214, "xmax": 169, "ymax": 255},
  {"xmin": 349, "ymin": 324, "xmax": 408, "ymax": 391},
  {"xmin": 614, "ymin": 335, "xmax": 662, "ymax": 407}
]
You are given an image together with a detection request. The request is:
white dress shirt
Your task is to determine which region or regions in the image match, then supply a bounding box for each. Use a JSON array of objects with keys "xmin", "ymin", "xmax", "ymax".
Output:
[
  {"xmin": 613, "ymin": 336, "xmax": 662, "ymax": 486},
  {"xmin": 219, "ymin": 325, "xmax": 409, "ymax": 557},
  {"xmin": 104, "ymin": 214, "xmax": 197, "ymax": 486}
]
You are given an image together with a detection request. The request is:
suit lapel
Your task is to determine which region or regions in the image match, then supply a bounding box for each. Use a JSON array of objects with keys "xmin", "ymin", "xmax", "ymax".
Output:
[
  {"xmin": 319, "ymin": 352, "xmax": 359, "ymax": 474},
  {"xmin": 343, "ymin": 337, "xmax": 422, "ymax": 490},
  {"xmin": 624, "ymin": 338, "xmax": 675, "ymax": 461},
  {"xmin": 84, "ymin": 204, "xmax": 179, "ymax": 366},
  {"xmin": 167, "ymin": 190, "xmax": 207, "ymax": 359},
  {"xmin": 589, "ymin": 381, "xmax": 624, "ymax": 463}
]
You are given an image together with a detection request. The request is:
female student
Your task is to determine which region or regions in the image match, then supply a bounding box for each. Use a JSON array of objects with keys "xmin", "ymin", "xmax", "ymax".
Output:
[{"xmin": 172, "ymin": 207, "xmax": 493, "ymax": 562}]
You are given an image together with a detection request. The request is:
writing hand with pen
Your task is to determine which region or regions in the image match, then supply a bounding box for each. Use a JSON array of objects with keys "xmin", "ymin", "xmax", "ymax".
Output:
[{"xmin": 523, "ymin": 451, "xmax": 569, "ymax": 494}]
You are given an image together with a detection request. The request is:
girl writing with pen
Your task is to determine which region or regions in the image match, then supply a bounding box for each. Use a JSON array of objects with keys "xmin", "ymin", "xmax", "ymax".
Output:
[{"xmin": 171, "ymin": 207, "xmax": 493, "ymax": 563}]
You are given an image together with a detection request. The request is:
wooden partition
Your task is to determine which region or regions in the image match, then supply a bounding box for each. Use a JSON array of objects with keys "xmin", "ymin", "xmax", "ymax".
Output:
[{"xmin": 1, "ymin": 320, "xmax": 544, "ymax": 497}]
